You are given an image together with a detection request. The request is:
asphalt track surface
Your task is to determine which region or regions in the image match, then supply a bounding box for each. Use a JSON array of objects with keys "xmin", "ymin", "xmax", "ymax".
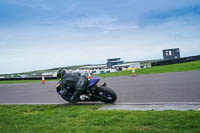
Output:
[{"xmin": 0, "ymin": 71, "xmax": 200, "ymax": 104}]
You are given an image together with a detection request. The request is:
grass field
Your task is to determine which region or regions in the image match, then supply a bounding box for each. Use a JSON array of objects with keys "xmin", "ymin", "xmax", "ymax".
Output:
[
  {"xmin": 0, "ymin": 104, "xmax": 200, "ymax": 133},
  {"xmin": 97, "ymin": 60, "xmax": 200, "ymax": 77}
]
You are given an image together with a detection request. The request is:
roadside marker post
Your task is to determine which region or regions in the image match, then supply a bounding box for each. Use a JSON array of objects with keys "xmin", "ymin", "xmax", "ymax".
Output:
[{"xmin": 42, "ymin": 75, "xmax": 45, "ymax": 84}]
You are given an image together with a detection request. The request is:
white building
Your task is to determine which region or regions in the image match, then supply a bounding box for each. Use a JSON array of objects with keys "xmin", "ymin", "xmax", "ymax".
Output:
[
  {"xmin": 42, "ymin": 72, "xmax": 57, "ymax": 77},
  {"xmin": 114, "ymin": 62, "xmax": 141, "ymax": 70},
  {"xmin": 80, "ymin": 65, "xmax": 106, "ymax": 70},
  {"xmin": 79, "ymin": 65, "xmax": 117, "ymax": 74},
  {"xmin": 20, "ymin": 74, "xmax": 28, "ymax": 78}
]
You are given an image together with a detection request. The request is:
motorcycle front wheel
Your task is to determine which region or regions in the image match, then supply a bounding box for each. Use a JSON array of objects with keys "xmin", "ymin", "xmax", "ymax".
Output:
[{"xmin": 96, "ymin": 86, "xmax": 117, "ymax": 103}]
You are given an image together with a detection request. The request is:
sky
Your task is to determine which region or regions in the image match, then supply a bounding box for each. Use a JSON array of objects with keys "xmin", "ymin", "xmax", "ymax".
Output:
[{"xmin": 0, "ymin": 0, "xmax": 200, "ymax": 74}]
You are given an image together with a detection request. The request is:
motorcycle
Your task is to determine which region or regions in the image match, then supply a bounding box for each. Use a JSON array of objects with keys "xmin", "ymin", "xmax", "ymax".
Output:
[{"xmin": 56, "ymin": 76, "xmax": 117, "ymax": 103}]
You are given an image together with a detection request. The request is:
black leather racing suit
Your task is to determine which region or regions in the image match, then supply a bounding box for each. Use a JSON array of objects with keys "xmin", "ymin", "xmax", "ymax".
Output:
[{"xmin": 59, "ymin": 72, "xmax": 88, "ymax": 103}]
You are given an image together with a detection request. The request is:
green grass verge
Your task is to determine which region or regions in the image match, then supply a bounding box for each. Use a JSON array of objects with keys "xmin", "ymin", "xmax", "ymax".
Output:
[
  {"xmin": 0, "ymin": 80, "xmax": 56, "ymax": 84},
  {"xmin": 97, "ymin": 60, "xmax": 200, "ymax": 77},
  {"xmin": 0, "ymin": 104, "xmax": 200, "ymax": 133}
]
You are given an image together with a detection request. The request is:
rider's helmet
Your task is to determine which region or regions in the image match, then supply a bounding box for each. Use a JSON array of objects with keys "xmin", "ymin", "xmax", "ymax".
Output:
[{"xmin": 57, "ymin": 68, "xmax": 66, "ymax": 80}]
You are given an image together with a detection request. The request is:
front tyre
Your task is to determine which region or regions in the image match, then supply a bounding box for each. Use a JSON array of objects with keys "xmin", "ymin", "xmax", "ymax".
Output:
[{"xmin": 96, "ymin": 86, "xmax": 117, "ymax": 103}]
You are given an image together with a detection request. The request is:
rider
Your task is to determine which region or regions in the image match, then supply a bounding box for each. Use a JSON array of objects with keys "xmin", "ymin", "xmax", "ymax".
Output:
[{"xmin": 56, "ymin": 68, "xmax": 88, "ymax": 103}]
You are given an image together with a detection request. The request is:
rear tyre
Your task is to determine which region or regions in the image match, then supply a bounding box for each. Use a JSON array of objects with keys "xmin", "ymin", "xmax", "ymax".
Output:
[{"xmin": 96, "ymin": 86, "xmax": 117, "ymax": 103}]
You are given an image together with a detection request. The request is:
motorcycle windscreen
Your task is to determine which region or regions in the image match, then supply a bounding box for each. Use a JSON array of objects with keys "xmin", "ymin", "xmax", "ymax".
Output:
[{"xmin": 89, "ymin": 76, "xmax": 100, "ymax": 87}]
